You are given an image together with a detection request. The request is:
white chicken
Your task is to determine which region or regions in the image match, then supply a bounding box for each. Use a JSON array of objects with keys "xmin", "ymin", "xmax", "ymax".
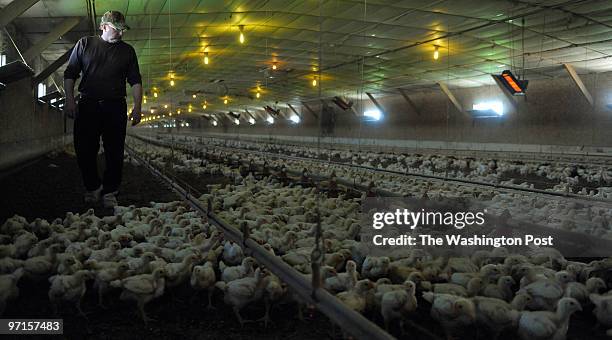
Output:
[
  {"xmin": 0, "ymin": 268, "xmax": 24, "ymax": 315},
  {"xmin": 48, "ymin": 270, "xmax": 95, "ymax": 317},
  {"xmin": 517, "ymin": 297, "xmax": 582, "ymax": 340},
  {"xmin": 222, "ymin": 241, "xmax": 244, "ymax": 266},
  {"xmin": 190, "ymin": 262, "xmax": 217, "ymax": 309},
  {"xmin": 589, "ymin": 294, "xmax": 612, "ymax": 334},
  {"xmin": 215, "ymin": 267, "xmax": 269, "ymax": 326},
  {"xmin": 336, "ymin": 279, "xmax": 375, "ymax": 314},
  {"xmin": 110, "ymin": 268, "xmax": 167, "ymax": 324},
  {"xmin": 380, "ymin": 280, "xmax": 417, "ymax": 331},
  {"xmin": 94, "ymin": 261, "xmax": 131, "ymax": 308},
  {"xmin": 422, "ymin": 292, "xmax": 476, "ymax": 340},
  {"xmin": 220, "ymin": 257, "xmax": 256, "ymax": 283}
]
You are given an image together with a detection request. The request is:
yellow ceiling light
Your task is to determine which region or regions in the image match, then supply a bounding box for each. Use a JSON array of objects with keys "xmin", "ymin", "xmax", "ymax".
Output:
[
  {"xmin": 224, "ymin": 98, "xmax": 228, "ymax": 105},
  {"xmin": 177, "ymin": 109, "xmax": 181, "ymax": 114},
  {"xmin": 238, "ymin": 25, "xmax": 245, "ymax": 44},
  {"xmin": 169, "ymin": 112, "xmax": 172, "ymax": 116},
  {"xmin": 312, "ymin": 77, "xmax": 317, "ymax": 87},
  {"xmin": 434, "ymin": 45, "xmax": 440, "ymax": 60},
  {"xmin": 164, "ymin": 104, "xmax": 168, "ymax": 109},
  {"xmin": 150, "ymin": 109, "xmax": 155, "ymax": 113},
  {"xmin": 204, "ymin": 52, "xmax": 209, "ymax": 65},
  {"xmin": 272, "ymin": 62, "xmax": 277, "ymax": 70},
  {"xmin": 144, "ymin": 98, "xmax": 147, "ymax": 104},
  {"xmin": 203, "ymin": 104, "xmax": 207, "ymax": 109},
  {"xmin": 153, "ymin": 91, "xmax": 158, "ymax": 98},
  {"xmin": 256, "ymin": 91, "xmax": 260, "ymax": 99},
  {"xmin": 188, "ymin": 107, "xmax": 192, "ymax": 112},
  {"xmin": 169, "ymin": 73, "xmax": 175, "ymax": 86}
]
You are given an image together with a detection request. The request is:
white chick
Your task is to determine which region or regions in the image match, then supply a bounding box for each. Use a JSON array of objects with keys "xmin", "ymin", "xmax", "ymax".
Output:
[
  {"xmin": 517, "ymin": 297, "xmax": 582, "ymax": 340},
  {"xmin": 190, "ymin": 262, "xmax": 217, "ymax": 309},
  {"xmin": 222, "ymin": 241, "xmax": 244, "ymax": 266},
  {"xmin": 0, "ymin": 268, "xmax": 24, "ymax": 315},
  {"xmin": 94, "ymin": 261, "xmax": 131, "ymax": 308},
  {"xmin": 220, "ymin": 257, "xmax": 256, "ymax": 283},
  {"xmin": 380, "ymin": 280, "xmax": 417, "ymax": 331},
  {"xmin": 336, "ymin": 279, "xmax": 375, "ymax": 314},
  {"xmin": 48, "ymin": 270, "xmax": 95, "ymax": 317},
  {"xmin": 589, "ymin": 294, "xmax": 612, "ymax": 334},
  {"xmin": 422, "ymin": 292, "xmax": 476, "ymax": 340},
  {"xmin": 110, "ymin": 268, "xmax": 167, "ymax": 324},
  {"xmin": 215, "ymin": 267, "xmax": 269, "ymax": 326}
]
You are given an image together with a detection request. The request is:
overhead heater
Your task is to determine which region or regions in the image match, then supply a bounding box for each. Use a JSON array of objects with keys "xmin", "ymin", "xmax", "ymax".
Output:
[{"xmin": 493, "ymin": 70, "xmax": 528, "ymax": 95}]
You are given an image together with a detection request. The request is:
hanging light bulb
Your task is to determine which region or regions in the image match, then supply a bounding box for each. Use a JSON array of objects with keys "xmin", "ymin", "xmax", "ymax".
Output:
[
  {"xmin": 203, "ymin": 101, "xmax": 207, "ymax": 110},
  {"xmin": 256, "ymin": 91, "xmax": 260, "ymax": 99},
  {"xmin": 164, "ymin": 104, "xmax": 168, "ymax": 109},
  {"xmin": 169, "ymin": 73, "xmax": 175, "ymax": 86},
  {"xmin": 312, "ymin": 77, "xmax": 317, "ymax": 87},
  {"xmin": 204, "ymin": 52, "xmax": 209, "ymax": 65},
  {"xmin": 272, "ymin": 62, "xmax": 277, "ymax": 70},
  {"xmin": 143, "ymin": 96, "xmax": 147, "ymax": 104},
  {"xmin": 192, "ymin": 94, "xmax": 197, "ymax": 99},
  {"xmin": 224, "ymin": 98, "xmax": 228, "ymax": 105},
  {"xmin": 177, "ymin": 109, "xmax": 181, "ymax": 114},
  {"xmin": 433, "ymin": 45, "xmax": 439, "ymax": 60},
  {"xmin": 188, "ymin": 106, "xmax": 192, "ymax": 113},
  {"xmin": 238, "ymin": 25, "xmax": 245, "ymax": 44},
  {"xmin": 153, "ymin": 92, "xmax": 158, "ymax": 98}
]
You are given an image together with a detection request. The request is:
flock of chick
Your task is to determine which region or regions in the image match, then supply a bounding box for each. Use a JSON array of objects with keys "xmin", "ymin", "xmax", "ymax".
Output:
[
  {"xmin": 132, "ymin": 135, "xmax": 612, "ymax": 239},
  {"xmin": 190, "ymin": 135, "xmax": 612, "ymax": 197}
]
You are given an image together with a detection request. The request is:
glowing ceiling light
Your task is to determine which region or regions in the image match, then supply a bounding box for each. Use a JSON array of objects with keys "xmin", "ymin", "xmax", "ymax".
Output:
[
  {"xmin": 177, "ymin": 109, "xmax": 181, "ymax": 114},
  {"xmin": 290, "ymin": 115, "xmax": 300, "ymax": 123},
  {"xmin": 224, "ymin": 98, "xmax": 228, "ymax": 105},
  {"xmin": 212, "ymin": 120, "xmax": 218, "ymax": 126},
  {"xmin": 312, "ymin": 78, "xmax": 317, "ymax": 87},
  {"xmin": 272, "ymin": 63, "xmax": 277, "ymax": 70},
  {"xmin": 153, "ymin": 92, "xmax": 158, "ymax": 98},
  {"xmin": 204, "ymin": 52, "xmax": 209, "ymax": 65},
  {"xmin": 203, "ymin": 104, "xmax": 207, "ymax": 109},
  {"xmin": 364, "ymin": 109, "xmax": 382, "ymax": 121},
  {"xmin": 188, "ymin": 107, "xmax": 192, "ymax": 112},
  {"xmin": 473, "ymin": 101, "xmax": 504, "ymax": 115},
  {"xmin": 434, "ymin": 45, "xmax": 439, "ymax": 60},
  {"xmin": 164, "ymin": 104, "xmax": 168, "ymax": 109},
  {"xmin": 238, "ymin": 25, "xmax": 245, "ymax": 44},
  {"xmin": 256, "ymin": 91, "xmax": 260, "ymax": 99},
  {"xmin": 192, "ymin": 94, "xmax": 197, "ymax": 99},
  {"xmin": 266, "ymin": 116, "xmax": 274, "ymax": 124},
  {"xmin": 248, "ymin": 117, "xmax": 255, "ymax": 125}
]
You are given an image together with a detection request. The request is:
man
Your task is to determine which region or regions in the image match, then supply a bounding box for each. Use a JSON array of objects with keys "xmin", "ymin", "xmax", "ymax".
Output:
[{"xmin": 63, "ymin": 10, "xmax": 142, "ymax": 208}]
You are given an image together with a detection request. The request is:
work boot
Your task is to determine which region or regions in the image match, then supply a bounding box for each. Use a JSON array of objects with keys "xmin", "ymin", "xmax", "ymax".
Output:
[
  {"xmin": 102, "ymin": 191, "xmax": 118, "ymax": 208},
  {"xmin": 84, "ymin": 185, "xmax": 102, "ymax": 203}
]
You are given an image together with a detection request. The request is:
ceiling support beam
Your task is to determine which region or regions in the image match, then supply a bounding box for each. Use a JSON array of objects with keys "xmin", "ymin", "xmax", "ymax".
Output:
[
  {"xmin": 397, "ymin": 88, "xmax": 420, "ymax": 116},
  {"xmin": 491, "ymin": 75, "xmax": 518, "ymax": 112},
  {"xmin": 563, "ymin": 63, "xmax": 594, "ymax": 106},
  {"xmin": 0, "ymin": 0, "xmax": 41, "ymax": 28},
  {"xmin": 365, "ymin": 92, "xmax": 385, "ymax": 116},
  {"xmin": 301, "ymin": 102, "xmax": 318, "ymax": 120},
  {"xmin": 32, "ymin": 47, "xmax": 72, "ymax": 85},
  {"xmin": 23, "ymin": 17, "xmax": 80, "ymax": 61},
  {"xmin": 244, "ymin": 109, "xmax": 256, "ymax": 121},
  {"xmin": 437, "ymin": 82, "xmax": 465, "ymax": 116},
  {"xmin": 287, "ymin": 103, "xmax": 302, "ymax": 119}
]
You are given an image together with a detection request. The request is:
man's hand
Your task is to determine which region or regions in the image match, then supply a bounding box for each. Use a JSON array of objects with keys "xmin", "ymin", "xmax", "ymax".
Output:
[
  {"xmin": 129, "ymin": 107, "xmax": 141, "ymax": 126},
  {"xmin": 64, "ymin": 99, "xmax": 77, "ymax": 119}
]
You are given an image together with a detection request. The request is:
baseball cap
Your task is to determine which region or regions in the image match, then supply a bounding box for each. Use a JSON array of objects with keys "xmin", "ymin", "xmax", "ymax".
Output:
[{"xmin": 100, "ymin": 10, "xmax": 130, "ymax": 31}]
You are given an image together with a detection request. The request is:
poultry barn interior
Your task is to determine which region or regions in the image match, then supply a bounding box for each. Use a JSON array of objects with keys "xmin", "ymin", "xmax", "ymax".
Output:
[{"xmin": 1, "ymin": 0, "xmax": 612, "ymax": 339}]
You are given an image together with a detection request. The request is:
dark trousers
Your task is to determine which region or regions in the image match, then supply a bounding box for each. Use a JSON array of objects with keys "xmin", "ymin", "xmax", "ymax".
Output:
[{"xmin": 74, "ymin": 97, "xmax": 127, "ymax": 194}]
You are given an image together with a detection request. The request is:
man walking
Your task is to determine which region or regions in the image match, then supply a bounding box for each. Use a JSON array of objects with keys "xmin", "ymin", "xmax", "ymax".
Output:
[{"xmin": 64, "ymin": 10, "xmax": 142, "ymax": 208}]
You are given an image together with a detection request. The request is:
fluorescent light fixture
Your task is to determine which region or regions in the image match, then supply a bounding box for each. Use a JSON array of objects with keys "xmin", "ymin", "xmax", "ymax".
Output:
[
  {"xmin": 364, "ymin": 109, "xmax": 382, "ymax": 121},
  {"xmin": 248, "ymin": 117, "xmax": 255, "ymax": 125},
  {"xmin": 266, "ymin": 116, "xmax": 274, "ymax": 124},
  {"xmin": 290, "ymin": 115, "xmax": 300, "ymax": 123},
  {"xmin": 473, "ymin": 101, "xmax": 504, "ymax": 115}
]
